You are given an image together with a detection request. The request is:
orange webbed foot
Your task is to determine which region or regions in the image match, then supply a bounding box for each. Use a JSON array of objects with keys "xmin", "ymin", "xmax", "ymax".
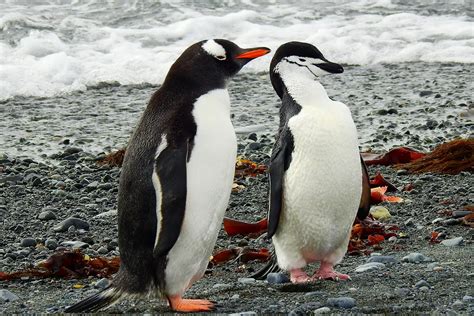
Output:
[{"xmin": 168, "ymin": 296, "xmax": 215, "ymax": 312}]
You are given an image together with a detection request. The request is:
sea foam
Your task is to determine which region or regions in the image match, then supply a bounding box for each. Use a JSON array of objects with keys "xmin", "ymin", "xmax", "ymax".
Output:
[{"xmin": 0, "ymin": 3, "xmax": 473, "ymax": 100}]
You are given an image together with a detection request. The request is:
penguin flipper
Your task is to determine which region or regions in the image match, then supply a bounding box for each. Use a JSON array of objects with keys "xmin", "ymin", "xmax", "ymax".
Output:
[
  {"xmin": 64, "ymin": 286, "xmax": 122, "ymax": 313},
  {"xmin": 268, "ymin": 129, "xmax": 293, "ymax": 238},
  {"xmin": 153, "ymin": 139, "xmax": 190, "ymax": 257},
  {"xmin": 357, "ymin": 155, "xmax": 371, "ymax": 220}
]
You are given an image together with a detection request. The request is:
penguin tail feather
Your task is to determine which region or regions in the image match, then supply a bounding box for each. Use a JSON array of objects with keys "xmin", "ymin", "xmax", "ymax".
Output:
[
  {"xmin": 64, "ymin": 286, "xmax": 122, "ymax": 313},
  {"xmin": 249, "ymin": 250, "xmax": 281, "ymax": 280}
]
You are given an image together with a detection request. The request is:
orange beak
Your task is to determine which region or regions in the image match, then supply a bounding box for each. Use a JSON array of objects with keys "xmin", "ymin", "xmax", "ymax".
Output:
[{"xmin": 236, "ymin": 48, "xmax": 271, "ymax": 59}]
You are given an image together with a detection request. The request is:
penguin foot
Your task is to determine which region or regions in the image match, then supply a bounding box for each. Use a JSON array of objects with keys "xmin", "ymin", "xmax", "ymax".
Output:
[
  {"xmin": 168, "ymin": 296, "xmax": 215, "ymax": 312},
  {"xmin": 290, "ymin": 268, "xmax": 311, "ymax": 283},
  {"xmin": 313, "ymin": 262, "xmax": 350, "ymax": 281}
]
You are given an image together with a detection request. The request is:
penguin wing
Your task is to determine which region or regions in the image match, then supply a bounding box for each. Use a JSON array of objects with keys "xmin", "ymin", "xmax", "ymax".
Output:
[
  {"xmin": 357, "ymin": 156, "xmax": 371, "ymax": 220},
  {"xmin": 267, "ymin": 128, "xmax": 293, "ymax": 238},
  {"xmin": 153, "ymin": 138, "xmax": 190, "ymax": 257}
]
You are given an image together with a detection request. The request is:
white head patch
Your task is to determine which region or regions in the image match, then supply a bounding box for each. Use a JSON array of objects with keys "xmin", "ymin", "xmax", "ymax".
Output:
[
  {"xmin": 202, "ymin": 40, "xmax": 226, "ymax": 60},
  {"xmin": 274, "ymin": 55, "xmax": 328, "ymax": 79}
]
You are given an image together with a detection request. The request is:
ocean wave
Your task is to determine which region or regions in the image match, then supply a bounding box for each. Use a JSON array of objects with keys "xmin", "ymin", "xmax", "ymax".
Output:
[{"xmin": 0, "ymin": 2, "xmax": 473, "ymax": 100}]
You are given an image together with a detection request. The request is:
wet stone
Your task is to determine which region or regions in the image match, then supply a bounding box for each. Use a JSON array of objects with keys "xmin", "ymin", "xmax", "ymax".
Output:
[
  {"xmin": 38, "ymin": 210, "xmax": 56, "ymax": 221},
  {"xmin": 441, "ymin": 237, "xmax": 464, "ymax": 247},
  {"xmin": 326, "ymin": 297, "xmax": 356, "ymax": 309},
  {"xmin": 45, "ymin": 238, "xmax": 58, "ymax": 250},
  {"xmin": 20, "ymin": 237, "xmax": 36, "ymax": 247}
]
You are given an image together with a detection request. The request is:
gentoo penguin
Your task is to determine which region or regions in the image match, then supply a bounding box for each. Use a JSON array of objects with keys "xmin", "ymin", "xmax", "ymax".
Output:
[
  {"xmin": 266, "ymin": 42, "xmax": 370, "ymax": 283},
  {"xmin": 65, "ymin": 39, "xmax": 270, "ymax": 312}
]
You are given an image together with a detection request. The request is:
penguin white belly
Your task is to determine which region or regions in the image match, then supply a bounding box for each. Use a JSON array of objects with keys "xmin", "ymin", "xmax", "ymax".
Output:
[
  {"xmin": 164, "ymin": 89, "xmax": 237, "ymax": 296},
  {"xmin": 273, "ymin": 103, "xmax": 362, "ymax": 270}
]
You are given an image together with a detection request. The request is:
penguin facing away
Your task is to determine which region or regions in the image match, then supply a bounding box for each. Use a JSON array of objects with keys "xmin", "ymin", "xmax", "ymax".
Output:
[
  {"xmin": 65, "ymin": 39, "xmax": 270, "ymax": 313},
  {"xmin": 267, "ymin": 41, "xmax": 370, "ymax": 283}
]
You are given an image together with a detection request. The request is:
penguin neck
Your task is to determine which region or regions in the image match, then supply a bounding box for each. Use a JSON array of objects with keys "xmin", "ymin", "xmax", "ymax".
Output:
[{"xmin": 280, "ymin": 70, "xmax": 330, "ymax": 107}]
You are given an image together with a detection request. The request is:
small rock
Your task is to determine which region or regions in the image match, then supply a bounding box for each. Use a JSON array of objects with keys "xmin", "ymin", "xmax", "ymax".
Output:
[
  {"xmin": 441, "ymin": 237, "xmax": 464, "ymax": 247},
  {"xmin": 419, "ymin": 286, "xmax": 430, "ymax": 292},
  {"xmin": 326, "ymin": 297, "xmax": 356, "ymax": 309},
  {"xmin": 404, "ymin": 218, "xmax": 415, "ymax": 226},
  {"xmin": 230, "ymin": 294, "xmax": 240, "ymax": 300},
  {"xmin": 463, "ymin": 295, "xmax": 473, "ymax": 303},
  {"xmin": 388, "ymin": 236, "xmax": 397, "ymax": 242},
  {"xmin": 247, "ymin": 142, "xmax": 263, "ymax": 151},
  {"xmin": 97, "ymin": 246, "xmax": 108, "ymax": 254},
  {"xmin": 402, "ymin": 252, "xmax": 434, "ymax": 263},
  {"xmin": 95, "ymin": 278, "xmax": 111, "ymax": 289},
  {"xmin": 452, "ymin": 300, "xmax": 464, "ymax": 310},
  {"xmin": 45, "ymin": 238, "xmax": 58, "ymax": 250},
  {"xmin": 229, "ymin": 312, "xmax": 256, "ymax": 316},
  {"xmin": 452, "ymin": 210, "xmax": 471, "ymax": 218},
  {"xmin": 395, "ymin": 287, "xmax": 410, "ymax": 297},
  {"xmin": 367, "ymin": 255, "xmax": 398, "ymax": 263},
  {"xmin": 289, "ymin": 302, "xmax": 322, "ymax": 315},
  {"xmin": 267, "ymin": 273, "xmax": 290, "ymax": 284},
  {"xmin": 419, "ymin": 90, "xmax": 433, "ymax": 97},
  {"xmin": 0, "ymin": 289, "xmax": 19, "ymax": 302},
  {"xmin": 432, "ymin": 217, "xmax": 444, "ymax": 224},
  {"xmin": 20, "ymin": 237, "xmax": 36, "ymax": 247},
  {"xmin": 355, "ymin": 262, "xmax": 385, "ymax": 273},
  {"xmin": 38, "ymin": 210, "xmax": 56, "ymax": 220},
  {"xmin": 314, "ymin": 307, "xmax": 331, "ymax": 314},
  {"xmin": 61, "ymin": 241, "xmax": 89, "ymax": 249},
  {"xmin": 304, "ymin": 291, "xmax": 325, "ymax": 297},
  {"xmin": 369, "ymin": 206, "xmax": 391, "ymax": 221},
  {"xmin": 248, "ymin": 133, "xmax": 258, "ymax": 141},
  {"xmin": 238, "ymin": 277, "xmax": 256, "ymax": 284},
  {"xmin": 442, "ymin": 218, "xmax": 462, "ymax": 226},
  {"xmin": 212, "ymin": 283, "xmax": 232, "ymax": 290},
  {"xmin": 53, "ymin": 217, "xmax": 90, "ymax": 232},
  {"xmin": 415, "ymin": 280, "xmax": 430, "ymax": 288}
]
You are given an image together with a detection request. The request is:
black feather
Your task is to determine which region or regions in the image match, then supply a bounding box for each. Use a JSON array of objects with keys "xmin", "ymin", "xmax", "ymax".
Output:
[{"xmin": 64, "ymin": 286, "xmax": 122, "ymax": 313}]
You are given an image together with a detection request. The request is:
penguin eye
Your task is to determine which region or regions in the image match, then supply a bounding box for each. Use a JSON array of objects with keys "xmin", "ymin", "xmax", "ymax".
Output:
[{"xmin": 216, "ymin": 55, "xmax": 226, "ymax": 61}]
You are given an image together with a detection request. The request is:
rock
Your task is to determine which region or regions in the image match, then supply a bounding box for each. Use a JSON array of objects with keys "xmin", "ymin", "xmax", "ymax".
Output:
[
  {"xmin": 45, "ymin": 238, "xmax": 58, "ymax": 250},
  {"xmin": 38, "ymin": 210, "xmax": 56, "ymax": 220},
  {"xmin": 97, "ymin": 246, "xmax": 108, "ymax": 254},
  {"xmin": 212, "ymin": 283, "xmax": 233, "ymax": 290},
  {"xmin": 377, "ymin": 109, "xmax": 388, "ymax": 115},
  {"xmin": 86, "ymin": 181, "xmax": 99, "ymax": 192},
  {"xmin": 95, "ymin": 278, "xmax": 111, "ymax": 289},
  {"xmin": 387, "ymin": 108, "xmax": 398, "ymax": 114},
  {"xmin": 0, "ymin": 289, "xmax": 19, "ymax": 302},
  {"xmin": 369, "ymin": 206, "xmax": 391, "ymax": 221},
  {"xmin": 289, "ymin": 302, "xmax": 322, "ymax": 315},
  {"xmin": 402, "ymin": 252, "xmax": 434, "ymax": 263},
  {"xmin": 404, "ymin": 218, "xmax": 415, "ymax": 226},
  {"xmin": 238, "ymin": 277, "xmax": 256, "ymax": 284},
  {"xmin": 248, "ymin": 133, "xmax": 258, "ymax": 141},
  {"xmin": 355, "ymin": 262, "xmax": 385, "ymax": 273},
  {"xmin": 452, "ymin": 300, "xmax": 464, "ymax": 310},
  {"xmin": 367, "ymin": 255, "xmax": 398, "ymax": 263},
  {"xmin": 442, "ymin": 218, "xmax": 462, "ymax": 226},
  {"xmin": 53, "ymin": 217, "xmax": 90, "ymax": 232},
  {"xmin": 419, "ymin": 286, "xmax": 430, "ymax": 292},
  {"xmin": 61, "ymin": 241, "xmax": 89, "ymax": 249},
  {"xmin": 463, "ymin": 295, "xmax": 473, "ymax": 303},
  {"xmin": 441, "ymin": 237, "xmax": 463, "ymax": 247},
  {"xmin": 304, "ymin": 291, "xmax": 325, "ymax": 297},
  {"xmin": 314, "ymin": 307, "xmax": 331, "ymax": 314},
  {"xmin": 426, "ymin": 119, "xmax": 438, "ymax": 129},
  {"xmin": 230, "ymin": 294, "xmax": 240, "ymax": 300},
  {"xmin": 267, "ymin": 273, "xmax": 290, "ymax": 284},
  {"xmin": 20, "ymin": 237, "xmax": 36, "ymax": 247},
  {"xmin": 415, "ymin": 280, "xmax": 430, "ymax": 288},
  {"xmin": 247, "ymin": 142, "xmax": 263, "ymax": 151},
  {"xmin": 63, "ymin": 147, "xmax": 82, "ymax": 155},
  {"xmin": 229, "ymin": 312, "xmax": 256, "ymax": 316},
  {"xmin": 395, "ymin": 288, "xmax": 410, "ymax": 297},
  {"xmin": 419, "ymin": 90, "xmax": 433, "ymax": 97},
  {"xmin": 452, "ymin": 210, "xmax": 471, "ymax": 218},
  {"xmin": 326, "ymin": 297, "xmax": 356, "ymax": 309}
]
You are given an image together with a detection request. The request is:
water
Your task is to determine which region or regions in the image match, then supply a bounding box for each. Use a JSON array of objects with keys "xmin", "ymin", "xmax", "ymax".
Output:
[{"xmin": 1, "ymin": 0, "xmax": 473, "ymax": 100}]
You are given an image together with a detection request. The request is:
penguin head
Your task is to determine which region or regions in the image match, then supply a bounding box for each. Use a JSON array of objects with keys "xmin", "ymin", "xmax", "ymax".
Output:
[
  {"xmin": 166, "ymin": 39, "xmax": 270, "ymax": 90},
  {"xmin": 270, "ymin": 41, "xmax": 343, "ymax": 98}
]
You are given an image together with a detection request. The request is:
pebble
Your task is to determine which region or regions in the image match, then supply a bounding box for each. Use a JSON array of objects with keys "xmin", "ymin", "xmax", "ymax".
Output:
[
  {"xmin": 419, "ymin": 286, "xmax": 430, "ymax": 292},
  {"xmin": 452, "ymin": 300, "xmax": 464, "ymax": 310},
  {"xmin": 45, "ymin": 238, "xmax": 58, "ymax": 250},
  {"xmin": 463, "ymin": 295, "xmax": 473, "ymax": 303},
  {"xmin": 53, "ymin": 217, "xmax": 90, "ymax": 232},
  {"xmin": 402, "ymin": 252, "xmax": 434, "ymax": 263},
  {"xmin": 404, "ymin": 218, "xmax": 415, "ymax": 226},
  {"xmin": 442, "ymin": 218, "xmax": 462, "ymax": 226},
  {"xmin": 314, "ymin": 307, "xmax": 331, "ymax": 314},
  {"xmin": 61, "ymin": 241, "xmax": 89, "ymax": 249},
  {"xmin": 304, "ymin": 291, "xmax": 325, "ymax": 297},
  {"xmin": 369, "ymin": 206, "xmax": 391, "ymax": 221},
  {"xmin": 212, "ymin": 283, "xmax": 233, "ymax": 290},
  {"xmin": 229, "ymin": 312, "xmax": 256, "ymax": 316},
  {"xmin": 452, "ymin": 210, "xmax": 471, "ymax": 218},
  {"xmin": 441, "ymin": 237, "xmax": 464, "ymax": 247},
  {"xmin": 230, "ymin": 294, "xmax": 240, "ymax": 300},
  {"xmin": 326, "ymin": 297, "xmax": 356, "ymax": 309},
  {"xmin": 289, "ymin": 302, "xmax": 322, "ymax": 315},
  {"xmin": 20, "ymin": 237, "xmax": 36, "ymax": 247},
  {"xmin": 95, "ymin": 278, "xmax": 111, "ymax": 289},
  {"xmin": 267, "ymin": 273, "xmax": 290, "ymax": 284},
  {"xmin": 97, "ymin": 246, "xmax": 109, "ymax": 254},
  {"xmin": 0, "ymin": 289, "xmax": 19, "ymax": 302},
  {"xmin": 38, "ymin": 210, "xmax": 56, "ymax": 220},
  {"xmin": 415, "ymin": 280, "xmax": 430, "ymax": 288},
  {"xmin": 238, "ymin": 277, "xmax": 256, "ymax": 284},
  {"xmin": 367, "ymin": 255, "xmax": 398, "ymax": 263},
  {"xmin": 355, "ymin": 262, "xmax": 385, "ymax": 273}
]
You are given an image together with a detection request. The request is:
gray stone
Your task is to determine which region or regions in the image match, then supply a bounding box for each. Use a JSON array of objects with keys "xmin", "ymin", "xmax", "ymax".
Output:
[
  {"xmin": 238, "ymin": 277, "xmax": 256, "ymax": 284},
  {"xmin": 452, "ymin": 210, "xmax": 471, "ymax": 218},
  {"xmin": 415, "ymin": 280, "xmax": 430, "ymax": 288},
  {"xmin": 463, "ymin": 295, "xmax": 473, "ymax": 303},
  {"xmin": 452, "ymin": 300, "xmax": 464, "ymax": 310},
  {"xmin": 404, "ymin": 218, "xmax": 415, "ymax": 226},
  {"xmin": 419, "ymin": 286, "xmax": 430, "ymax": 292},
  {"xmin": 61, "ymin": 241, "xmax": 89, "ymax": 249},
  {"xmin": 326, "ymin": 297, "xmax": 356, "ymax": 309},
  {"xmin": 45, "ymin": 238, "xmax": 58, "ymax": 250},
  {"xmin": 441, "ymin": 237, "xmax": 463, "ymax": 247},
  {"xmin": 367, "ymin": 255, "xmax": 398, "ymax": 263},
  {"xmin": 289, "ymin": 302, "xmax": 322, "ymax": 315},
  {"xmin": 304, "ymin": 291, "xmax": 325, "ymax": 297},
  {"xmin": 442, "ymin": 218, "xmax": 462, "ymax": 226},
  {"xmin": 97, "ymin": 246, "xmax": 108, "ymax": 254},
  {"xmin": 0, "ymin": 289, "xmax": 19, "ymax": 302},
  {"xmin": 95, "ymin": 278, "xmax": 111, "ymax": 289},
  {"xmin": 53, "ymin": 217, "xmax": 90, "ymax": 232},
  {"xmin": 229, "ymin": 312, "xmax": 256, "ymax": 316},
  {"xmin": 402, "ymin": 252, "xmax": 434, "ymax": 263},
  {"xmin": 247, "ymin": 142, "xmax": 263, "ymax": 151},
  {"xmin": 20, "ymin": 237, "xmax": 36, "ymax": 247},
  {"xmin": 314, "ymin": 307, "xmax": 331, "ymax": 314},
  {"xmin": 395, "ymin": 288, "xmax": 410, "ymax": 297},
  {"xmin": 355, "ymin": 262, "xmax": 385, "ymax": 273},
  {"xmin": 267, "ymin": 273, "xmax": 290, "ymax": 284},
  {"xmin": 38, "ymin": 210, "xmax": 56, "ymax": 220},
  {"xmin": 212, "ymin": 283, "xmax": 232, "ymax": 290}
]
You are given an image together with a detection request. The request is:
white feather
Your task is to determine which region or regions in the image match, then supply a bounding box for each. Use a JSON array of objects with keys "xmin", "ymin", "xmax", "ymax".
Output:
[
  {"xmin": 202, "ymin": 40, "xmax": 226, "ymax": 59},
  {"xmin": 272, "ymin": 73, "xmax": 362, "ymax": 271},
  {"xmin": 164, "ymin": 89, "xmax": 237, "ymax": 296},
  {"xmin": 152, "ymin": 134, "xmax": 167, "ymax": 249}
]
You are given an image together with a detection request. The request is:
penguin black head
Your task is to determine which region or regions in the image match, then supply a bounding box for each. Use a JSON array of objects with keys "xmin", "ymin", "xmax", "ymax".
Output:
[
  {"xmin": 270, "ymin": 41, "xmax": 343, "ymax": 98},
  {"xmin": 165, "ymin": 39, "xmax": 270, "ymax": 90}
]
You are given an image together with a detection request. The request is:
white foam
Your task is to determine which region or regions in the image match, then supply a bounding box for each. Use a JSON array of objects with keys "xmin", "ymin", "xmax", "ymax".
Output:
[{"xmin": 0, "ymin": 2, "xmax": 473, "ymax": 100}]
